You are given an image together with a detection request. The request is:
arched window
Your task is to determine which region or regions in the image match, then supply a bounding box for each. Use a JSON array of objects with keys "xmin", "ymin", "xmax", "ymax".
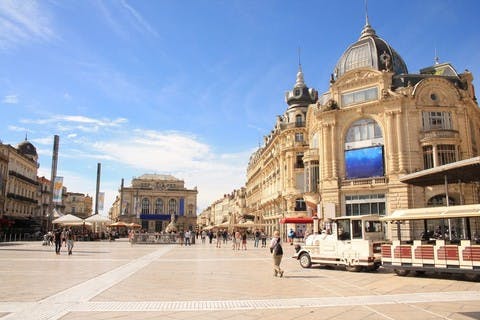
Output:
[
  {"xmin": 155, "ymin": 199, "xmax": 163, "ymax": 214},
  {"xmin": 345, "ymin": 118, "xmax": 383, "ymax": 147},
  {"xmin": 188, "ymin": 204, "xmax": 194, "ymax": 216},
  {"xmin": 427, "ymin": 194, "xmax": 456, "ymax": 207},
  {"xmin": 344, "ymin": 118, "xmax": 385, "ymax": 179},
  {"xmin": 141, "ymin": 198, "xmax": 150, "ymax": 214},
  {"xmin": 295, "ymin": 114, "xmax": 303, "ymax": 125},
  {"xmin": 168, "ymin": 199, "xmax": 177, "ymax": 215}
]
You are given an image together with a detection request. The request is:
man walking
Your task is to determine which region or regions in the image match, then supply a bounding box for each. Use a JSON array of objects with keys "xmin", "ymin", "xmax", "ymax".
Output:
[{"xmin": 54, "ymin": 228, "xmax": 62, "ymax": 254}]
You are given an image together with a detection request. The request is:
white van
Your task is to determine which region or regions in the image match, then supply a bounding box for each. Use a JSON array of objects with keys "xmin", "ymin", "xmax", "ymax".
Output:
[{"xmin": 293, "ymin": 215, "xmax": 384, "ymax": 272}]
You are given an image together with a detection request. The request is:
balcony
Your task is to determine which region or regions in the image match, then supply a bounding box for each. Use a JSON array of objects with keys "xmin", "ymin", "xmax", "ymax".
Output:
[
  {"xmin": 9, "ymin": 171, "xmax": 39, "ymax": 185},
  {"xmin": 279, "ymin": 121, "xmax": 306, "ymax": 129},
  {"xmin": 420, "ymin": 130, "xmax": 459, "ymax": 142},
  {"xmin": 7, "ymin": 193, "xmax": 38, "ymax": 204},
  {"xmin": 341, "ymin": 177, "xmax": 387, "ymax": 187}
]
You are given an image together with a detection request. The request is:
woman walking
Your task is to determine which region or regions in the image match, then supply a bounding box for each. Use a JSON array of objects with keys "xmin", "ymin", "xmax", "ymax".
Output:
[{"xmin": 269, "ymin": 230, "xmax": 284, "ymax": 277}]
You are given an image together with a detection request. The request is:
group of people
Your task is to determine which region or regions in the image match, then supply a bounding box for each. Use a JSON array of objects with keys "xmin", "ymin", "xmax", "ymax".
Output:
[{"xmin": 47, "ymin": 227, "xmax": 74, "ymax": 255}]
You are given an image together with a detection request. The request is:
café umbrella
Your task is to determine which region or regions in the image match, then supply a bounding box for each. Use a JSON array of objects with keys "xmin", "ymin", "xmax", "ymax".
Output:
[{"xmin": 52, "ymin": 214, "xmax": 84, "ymax": 226}]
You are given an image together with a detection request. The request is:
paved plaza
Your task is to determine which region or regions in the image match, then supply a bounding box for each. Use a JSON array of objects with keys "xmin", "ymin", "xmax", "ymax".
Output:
[{"xmin": 0, "ymin": 239, "xmax": 479, "ymax": 320}]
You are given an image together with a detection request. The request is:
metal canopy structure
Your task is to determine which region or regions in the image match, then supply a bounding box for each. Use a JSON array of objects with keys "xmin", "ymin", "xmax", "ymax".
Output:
[{"xmin": 399, "ymin": 156, "xmax": 480, "ymax": 186}]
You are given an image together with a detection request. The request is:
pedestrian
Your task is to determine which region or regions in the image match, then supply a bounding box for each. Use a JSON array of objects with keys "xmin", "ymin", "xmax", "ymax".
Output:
[
  {"xmin": 61, "ymin": 228, "xmax": 67, "ymax": 247},
  {"xmin": 254, "ymin": 229, "xmax": 260, "ymax": 248},
  {"xmin": 241, "ymin": 232, "xmax": 247, "ymax": 250},
  {"xmin": 179, "ymin": 230, "xmax": 185, "ymax": 246},
  {"xmin": 235, "ymin": 231, "xmax": 241, "ymax": 250},
  {"xmin": 216, "ymin": 229, "xmax": 222, "ymax": 248},
  {"xmin": 261, "ymin": 230, "xmax": 267, "ymax": 248},
  {"xmin": 269, "ymin": 230, "xmax": 284, "ymax": 277},
  {"xmin": 184, "ymin": 230, "xmax": 191, "ymax": 246},
  {"xmin": 208, "ymin": 231, "xmax": 213, "ymax": 244},
  {"xmin": 201, "ymin": 230, "xmax": 206, "ymax": 244},
  {"xmin": 231, "ymin": 231, "xmax": 237, "ymax": 250},
  {"xmin": 222, "ymin": 230, "xmax": 228, "ymax": 245},
  {"xmin": 54, "ymin": 228, "xmax": 62, "ymax": 255},
  {"xmin": 288, "ymin": 228, "xmax": 295, "ymax": 245},
  {"xmin": 66, "ymin": 228, "xmax": 74, "ymax": 255}
]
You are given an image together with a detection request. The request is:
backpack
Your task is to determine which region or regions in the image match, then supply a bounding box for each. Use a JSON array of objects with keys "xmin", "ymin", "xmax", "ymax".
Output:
[{"xmin": 273, "ymin": 240, "xmax": 283, "ymax": 256}]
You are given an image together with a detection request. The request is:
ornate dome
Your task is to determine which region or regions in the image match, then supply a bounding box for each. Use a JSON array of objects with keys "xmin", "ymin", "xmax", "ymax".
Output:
[
  {"xmin": 285, "ymin": 65, "xmax": 318, "ymax": 108},
  {"xmin": 17, "ymin": 138, "xmax": 38, "ymax": 161},
  {"xmin": 333, "ymin": 19, "xmax": 408, "ymax": 80}
]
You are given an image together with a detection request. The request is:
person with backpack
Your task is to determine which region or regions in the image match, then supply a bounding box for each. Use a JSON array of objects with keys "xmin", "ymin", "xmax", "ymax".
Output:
[{"xmin": 269, "ymin": 230, "xmax": 284, "ymax": 277}]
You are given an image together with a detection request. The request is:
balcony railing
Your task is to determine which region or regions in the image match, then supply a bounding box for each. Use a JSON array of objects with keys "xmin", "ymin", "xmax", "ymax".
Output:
[
  {"xmin": 341, "ymin": 177, "xmax": 387, "ymax": 187},
  {"xmin": 420, "ymin": 130, "xmax": 459, "ymax": 141}
]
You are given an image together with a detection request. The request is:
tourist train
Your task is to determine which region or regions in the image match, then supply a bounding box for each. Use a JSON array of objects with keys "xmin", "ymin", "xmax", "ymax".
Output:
[{"xmin": 293, "ymin": 204, "xmax": 480, "ymax": 281}]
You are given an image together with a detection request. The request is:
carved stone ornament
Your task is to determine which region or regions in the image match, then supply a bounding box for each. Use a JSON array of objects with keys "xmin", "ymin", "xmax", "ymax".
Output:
[
  {"xmin": 323, "ymin": 99, "xmax": 338, "ymax": 111},
  {"xmin": 380, "ymin": 51, "xmax": 392, "ymax": 72}
]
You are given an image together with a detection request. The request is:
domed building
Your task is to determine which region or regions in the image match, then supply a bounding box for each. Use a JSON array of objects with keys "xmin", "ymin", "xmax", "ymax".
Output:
[
  {"xmin": 245, "ymin": 65, "xmax": 318, "ymax": 236},
  {"xmin": 16, "ymin": 139, "xmax": 38, "ymax": 163},
  {"xmin": 302, "ymin": 18, "xmax": 480, "ymax": 227}
]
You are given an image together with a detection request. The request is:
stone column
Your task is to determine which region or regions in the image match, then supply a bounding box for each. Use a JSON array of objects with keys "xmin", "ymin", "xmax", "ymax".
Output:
[
  {"xmin": 395, "ymin": 111, "xmax": 405, "ymax": 173},
  {"xmin": 385, "ymin": 112, "xmax": 395, "ymax": 174}
]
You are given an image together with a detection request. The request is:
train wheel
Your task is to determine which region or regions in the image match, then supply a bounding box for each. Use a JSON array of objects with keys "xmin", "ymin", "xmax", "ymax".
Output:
[
  {"xmin": 394, "ymin": 269, "xmax": 410, "ymax": 276},
  {"xmin": 464, "ymin": 273, "xmax": 480, "ymax": 281},
  {"xmin": 299, "ymin": 253, "xmax": 312, "ymax": 268},
  {"xmin": 345, "ymin": 265, "xmax": 362, "ymax": 272},
  {"xmin": 366, "ymin": 264, "xmax": 380, "ymax": 271}
]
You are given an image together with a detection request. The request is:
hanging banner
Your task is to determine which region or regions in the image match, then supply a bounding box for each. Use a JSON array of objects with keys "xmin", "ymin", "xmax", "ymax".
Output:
[
  {"xmin": 52, "ymin": 176, "xmax": 63, "ymax": 203},
  {"xmin": 97, "ymin": 192, "xmax": 105, "ymax": 211}
]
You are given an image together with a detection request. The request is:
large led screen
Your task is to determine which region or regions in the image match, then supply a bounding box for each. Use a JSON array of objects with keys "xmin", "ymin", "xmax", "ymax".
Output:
[{"xmin": 345, "ymin": 146, "xmax": 384, "ymax": 179}]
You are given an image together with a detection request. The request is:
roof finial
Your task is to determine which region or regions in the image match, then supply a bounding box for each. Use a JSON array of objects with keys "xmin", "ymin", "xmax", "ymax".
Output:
[
  {"xmin": 434, "ymin": 48, "xmax": 440, "ymax": 65},
  {"xmin": 25, "ymin": 132, "xmax": 28, "ymax": 141},
  {"xmin": 365, "ymin": 0, "xmax": 369, "ymax": 27},
  {"xmin": 295, "ymin": 47, "xmax": 305, "ymax": 87},
  {"xmin": 360, "ymin": 0, "xmax": 376, "ymax": 39},
  {"xmin": 298, "ymin": 46, "xmax": 302, "ymax": 71}
]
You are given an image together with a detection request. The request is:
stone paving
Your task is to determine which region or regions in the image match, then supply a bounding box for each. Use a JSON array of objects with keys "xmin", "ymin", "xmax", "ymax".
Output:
[{"xmin": 0, "ymin": 239, "xmax": 480, "ymax": 320}]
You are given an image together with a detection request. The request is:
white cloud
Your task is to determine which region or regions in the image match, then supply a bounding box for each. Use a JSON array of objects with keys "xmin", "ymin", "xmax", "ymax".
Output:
[
  {"xmin": 120, "ymin": 0, "xmax": 158, "ymax": 37},
  {"xmin": 7, "ymin": 125, "xmax": 28, "ymax": 132},
  {"xmin": 2, "ymin": 94, "xmax": 18, "ymax": 104},
  {"xmin": 0, "ymin": 0, "xmax": 55, "ymax": 50},
  {"xmin": 89, "ymin": 129, "xmax": 249, "ymax": 210},
  {"xmin": 31, "ymin": 137, "xmax": 54, "ymax": 145},
  {"xmin": 96, "ymin": 0, "xmax": 158, "ymax": 39},
  {"xmin": 20, "ymin": 114, "xmax": 128, "ymax": 131}
]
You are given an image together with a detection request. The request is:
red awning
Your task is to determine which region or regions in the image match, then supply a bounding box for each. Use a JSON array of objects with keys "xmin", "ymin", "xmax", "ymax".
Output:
[{"xmin": 280, "ymin": 217, "xmax": 314, "ymax": 224}]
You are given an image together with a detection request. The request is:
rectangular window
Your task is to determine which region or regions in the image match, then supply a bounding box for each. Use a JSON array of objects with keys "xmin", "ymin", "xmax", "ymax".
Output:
[
  {"xmin": 341, "ymin": 87, "xmax": 378, "ymax": 107},
  {"xmin": 437, "ymin": 144, "xmax": 457, "ymax": 165},
  {"xmin": 345, "ymin": 194, "xmax": 386, "ymax": 216},
  {"xmin": 423, "ymin": 145, "xmax": 434, "ymax": 169},
  {"xmin": 295, "ymin": 133, "xmax": 304, "ymax": 142},
  {"xmin": 422, "ymin": 111, "xmax": 452, "ymax": 130}
]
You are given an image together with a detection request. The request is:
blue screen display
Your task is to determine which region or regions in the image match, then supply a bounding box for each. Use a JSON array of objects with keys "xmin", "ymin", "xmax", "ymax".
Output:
[{"xmin": 345, "ymin": 146, "xmax": 384, "ymax": 179}]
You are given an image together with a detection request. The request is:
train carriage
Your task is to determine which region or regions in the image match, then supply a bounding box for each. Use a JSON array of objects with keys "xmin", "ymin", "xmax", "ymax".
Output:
[{"xmin": 381, "ymin": 204, "xmax": 480, "ymax": 281}]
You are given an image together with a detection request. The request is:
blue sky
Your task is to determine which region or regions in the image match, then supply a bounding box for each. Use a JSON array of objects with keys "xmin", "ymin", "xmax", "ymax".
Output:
[{"xmin": 1, "ymin": 0, "xmax": 479, "ymax": 214}]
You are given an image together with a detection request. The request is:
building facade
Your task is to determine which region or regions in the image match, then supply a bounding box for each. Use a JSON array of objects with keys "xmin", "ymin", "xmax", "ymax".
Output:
[
  {"xmin": 64, "ymin": 192, "xmax": 93, "ymax": 219},
  {"xmin": 0, "ymin": 139, "xmax": 41, "ymax": 233},
  {"xmin": 241, "ymin": 19, "xmax": 480, "ymax": 239},
  {"xmin": 301, "ymin": 20, "xmax": 480, "ymax": 228},
  {"xmin": 245, "ymin": 66, "xmax": 318, "ymax": 236},
  {"xmin": 110, "ymin": 174, "xmax": 198, "ymax": 232}
]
